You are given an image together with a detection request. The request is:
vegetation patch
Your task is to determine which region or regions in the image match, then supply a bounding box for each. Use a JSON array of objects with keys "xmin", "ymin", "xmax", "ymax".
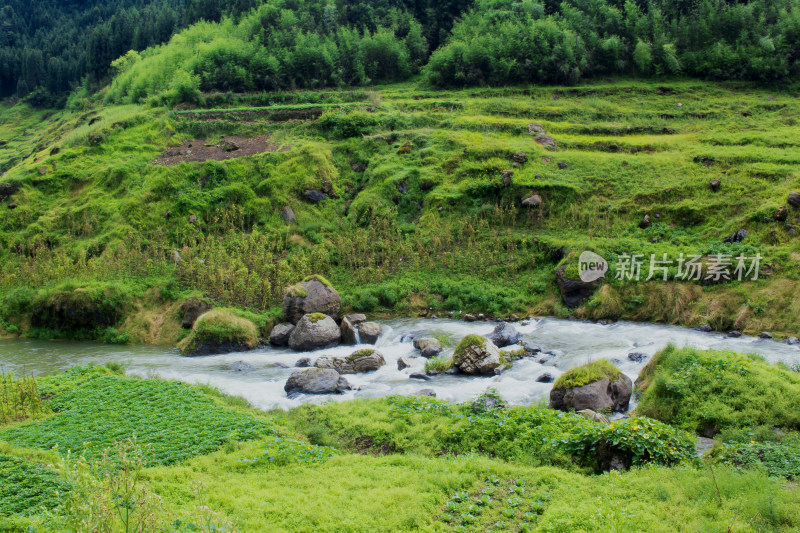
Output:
[
  {"xmin": 553, "ymin": 359, "xmax": 622, "ymax": 390},
  {"xmin": 0, "ymin": 367, "xmax": 272, "ymax": 465},
  {"xmin": 636, "ymin": 345, "xmax": 800, "ymax": 435},
  {"xmin": 0, "ymin": 454, "xmax": 69, "ymax": 518}
]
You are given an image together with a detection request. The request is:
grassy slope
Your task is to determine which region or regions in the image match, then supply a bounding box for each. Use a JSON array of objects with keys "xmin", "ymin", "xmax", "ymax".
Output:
[
  {"xmin": 0, "ymin": 367, "xmax": 798, "ymax": 531},
  {"xmin": 1, "ymin": 80, "xmax": 800, "ymax": 344}
]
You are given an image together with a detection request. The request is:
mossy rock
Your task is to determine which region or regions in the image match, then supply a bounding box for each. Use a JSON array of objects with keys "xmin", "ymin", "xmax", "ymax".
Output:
[
  {"xmin": 307, "ymin": 312, "xmax": 327, "ymax": 323},
  {"xmin": 553, "ymin": 359, "xmax": 622, "ymax": 390},
  {"xmin": 453, "ymin": 334, "xmax": 487, "ymax": 359},
  {"xmin": 178, "ymin": 309, "xmax": 259, "ymax": 356},
  {"xmin": 303, "ymin": 274, "xmax": 333, "ymax": 287}
]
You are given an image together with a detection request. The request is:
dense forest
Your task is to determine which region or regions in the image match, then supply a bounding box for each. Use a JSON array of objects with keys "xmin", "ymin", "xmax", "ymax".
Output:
[
  {"xmin": 2, "ymin": 0, "xmax": 800, "ymax": 104},
  {"xmin": 0, "ymin": 0, "xmax": 469, "ymax": 106}
]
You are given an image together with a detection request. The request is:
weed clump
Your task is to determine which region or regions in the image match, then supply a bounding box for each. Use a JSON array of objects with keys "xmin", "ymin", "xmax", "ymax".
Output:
[{"xmin": 453, "ymin": 335, "xmax": 487, "ymax": 359}]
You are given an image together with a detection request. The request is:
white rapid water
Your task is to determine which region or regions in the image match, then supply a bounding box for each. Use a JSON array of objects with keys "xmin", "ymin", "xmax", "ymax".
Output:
[{"xmin": 1, "ymin": 317, "xmax": 798, "ymax": 411}]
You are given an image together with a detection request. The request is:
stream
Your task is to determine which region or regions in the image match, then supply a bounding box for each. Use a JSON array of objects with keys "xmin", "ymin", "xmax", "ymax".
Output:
[{"xmin": 1, "ymin": 317, "xmax": 798, "ymax": 411}]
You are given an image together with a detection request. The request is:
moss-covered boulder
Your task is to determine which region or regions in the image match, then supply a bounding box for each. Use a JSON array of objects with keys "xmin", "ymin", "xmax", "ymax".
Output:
[
  {"xmin": 178, "ymin": 309, "xmax": 259, "ymax": 356},
  {"xmin": 549, "ymin": 359, "xmax": 632, "ymax": 413},
  {"xmin": 314, "ymin": 349, "xmax": 386, "ymax": 374},
  {"xmin": 282, "ymin": 275, "xmax": 341, "ymax": 324},
  {"xmin": 452, "ymin": 335, "xmax": 501, "ymax": 375},
  {"xmin": 288, "ymin": 313, "xmax": 341, "ymax": 351}
]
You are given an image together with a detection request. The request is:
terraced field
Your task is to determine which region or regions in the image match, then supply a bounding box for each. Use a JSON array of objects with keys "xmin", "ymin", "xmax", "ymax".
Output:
[{"xmin": 0, "ymin": 81, "xmax": 799, "ymax": 342}]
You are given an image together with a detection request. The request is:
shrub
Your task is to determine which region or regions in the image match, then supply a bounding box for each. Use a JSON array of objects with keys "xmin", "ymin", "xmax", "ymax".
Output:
[
  {"xmin": 636, "ymin": 345, "xmax": 800, "ymax": 434},
  {"xmin": 553, "ymin": 359, "xmax": 622, "ymax": 390},
  {"xmin": 563, "ymin": 417, "xmax": 698, "ymax": 470}
]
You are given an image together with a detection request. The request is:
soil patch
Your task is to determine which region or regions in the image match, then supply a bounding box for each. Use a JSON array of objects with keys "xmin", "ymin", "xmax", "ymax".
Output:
[{"xmin": 153, "ymin": 134, "xmax": 290, "ymax": 165}]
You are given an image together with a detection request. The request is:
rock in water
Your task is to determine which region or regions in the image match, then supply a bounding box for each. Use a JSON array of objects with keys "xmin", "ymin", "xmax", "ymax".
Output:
[
  {"xmin": 413, "ymin": 389, "xmax": 437, "ymax": 397},
  {"xmin": 340, "ymin": 317, "xmax": 359, "ymax": 345},
  {"xmin": 296, "ymin": 357, "xmax": 311, "ymax": 368},
  {"xmin": 282, "ymin": 277, "xmax": 341, "ymax": 324},
  {"xmin": 229, "ymin": 361, "xmax": 255, "ymax": 373},
  {"xmin": 269, "ymin": 323, "xmax": 295, "ymax": 346},
  {"xmin": 284, "ymin": 368, "xmax": 351, "ymax": 397},
  {"xmin": 397, "ymin": 357, "xmax": 411, "ymax": 370},
  {"xmin": 315, "ymin": 349, "xmax": 386, "ymax": 374},
  {"xmin": 487, "ymin": 322, "xmax": 522, "ymax": 348},
  {"xmin": 358, "ymin": 322, "xmax": 383, "ymax": 344},
  {"xmin": 288, "ymin": 314, "xmax": 341, "ymax": 351},
  {"xmin": 413, "ymin": 336, "xmax": 441, "ymax": 352},
  {"xmin": 535, "ymin": 373, "xmax": 554, "ymax": 383},
  {"xmin": 549, "ymin": 361, "xmax": 632, "ymax": 413},
  {"xmin": 421, "ymin": 345, "xmax": 443, "ymax": 358},
  {"xmin": 453, "ymin": 335, "xmax": 501, "ymax": 375}
]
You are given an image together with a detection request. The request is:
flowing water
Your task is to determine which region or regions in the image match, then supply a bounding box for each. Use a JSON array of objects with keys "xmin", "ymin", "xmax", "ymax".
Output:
[{"xmin": 1, "ymin": 318, "xmax": 798, "ymax": 411}]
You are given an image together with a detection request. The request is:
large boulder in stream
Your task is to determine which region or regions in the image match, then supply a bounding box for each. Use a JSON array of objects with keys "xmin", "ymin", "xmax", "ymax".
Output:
[
  {"xmin": 269, "ymin": 323, "xmax": 295, "ymax": 346},
  {"xmin": 549, "ymin": 360, "xmax": 632, "ymax": 413},
  {"xmin": 487, "ymin": 322, "xmax": 522, "ymax": 348},
  {"xmin": 341, "ymin": 317, "xmax": 383, "ymax": 345},
  {"xmin": 282, "ymin": 276, "xmax": 341, "ymax": 324},
  {"xmin": 288, "ymin": 313, "xmax": 341, "ymax": 351},
  {"xmin": 284, "ymin": 368, "xmax": 351, "ymax": 397},
  {"xmin": 315, "ymin": 349, "xmax": 386, "ymax": 374},
  {"xmin": 178, "ymin": 310, "xmax": 259, "ymax": 357},
  {"xmin": 452, "ymin": 335, "xmax": 502, "ymax": 375}
]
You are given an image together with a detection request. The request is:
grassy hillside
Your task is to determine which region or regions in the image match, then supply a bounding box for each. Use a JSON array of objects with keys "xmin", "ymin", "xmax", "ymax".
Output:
[{"xmin": 1, "ymin": 80, "xmax": 800, "ymax": 342}]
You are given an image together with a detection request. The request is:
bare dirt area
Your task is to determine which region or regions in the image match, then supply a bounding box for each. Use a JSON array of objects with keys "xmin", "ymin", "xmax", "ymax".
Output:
[{"xmin": 153, "ymin": 134, "xmax": 290, "ymax": 165}]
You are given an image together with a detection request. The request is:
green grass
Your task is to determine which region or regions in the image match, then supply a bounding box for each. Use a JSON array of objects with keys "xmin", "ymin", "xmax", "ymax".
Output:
[
  {"xmin": 636, "ymin": 345, "xmax": 800, "ymax": 435},
  {"xmin": 0, "ymin": 367, "xmax": 273, "ymax": 465},
  {"xmin": 553, "ymin": 359, "xmax": 622, "ymax": 390},
  {"xmin": 0, "ymin": 367, "xmax": 798, "ymax": 531}
]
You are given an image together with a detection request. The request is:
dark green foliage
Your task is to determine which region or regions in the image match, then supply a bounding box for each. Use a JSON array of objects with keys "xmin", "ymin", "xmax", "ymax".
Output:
[
  {"xmin": 425, "ymin": 0, "xmax": 800, "ymax": 86},
  {"xmin": 0, "ymin": 454, "xmax": 69, "ymax": 517},
  {"xmin": 563, "ymin": 417, "xmax": 698, "ymax": 470},
  {"xmin": 288, "ymin": 395, "xmax": 696, "ymax": 469},
  {"xmin": 0, "ymin": 0, "xmax": 261, "ymax": 103},
  {"xmin": 0, "ymin": 368, "xmax": 273, "ymax": 466},
  {"xmin": 713, "ymin": 440, "xmax": 800, "ymax": 479}
]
